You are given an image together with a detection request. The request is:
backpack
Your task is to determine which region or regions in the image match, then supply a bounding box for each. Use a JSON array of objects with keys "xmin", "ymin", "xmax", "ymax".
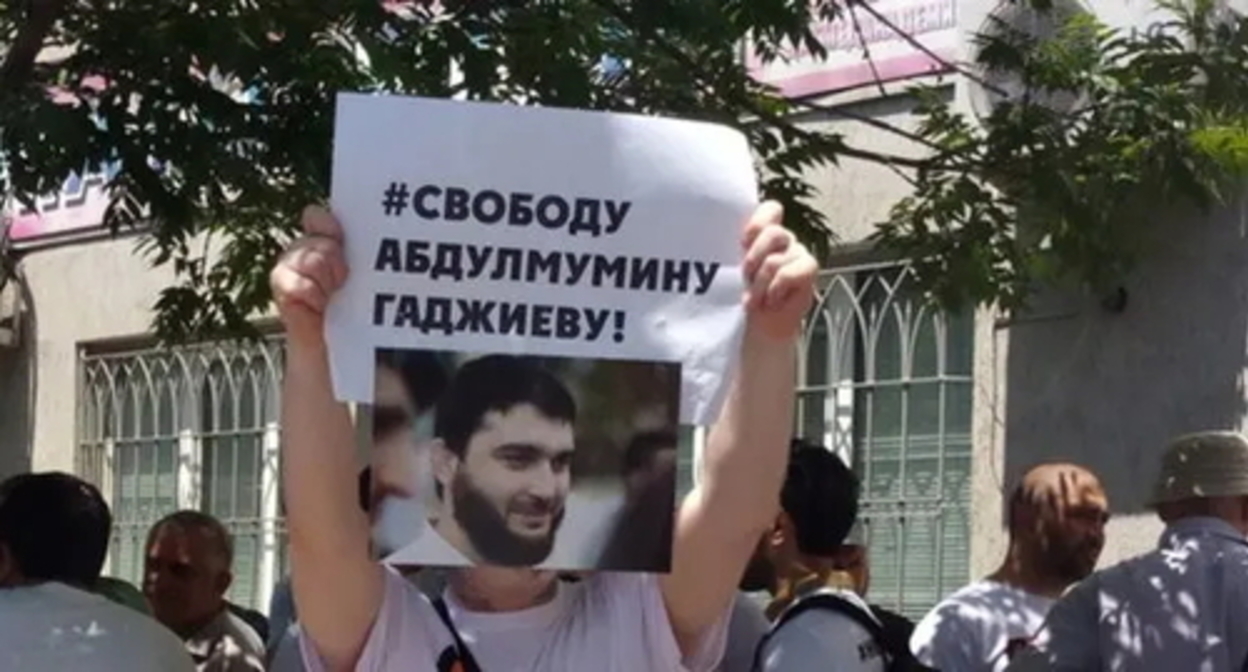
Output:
[{"xmin": 753, "ymin": 591, "xmax": 939, "ymax": 672}]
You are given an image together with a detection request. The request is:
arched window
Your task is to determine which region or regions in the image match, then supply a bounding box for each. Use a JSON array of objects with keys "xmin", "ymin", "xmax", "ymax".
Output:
[
  {"xmin": 796, "ymin": 262, "xmax": 973, "ymax": 618},
  {"xmin": 78, "ymin": 339, "xmax": 284, "ymax": 612}
]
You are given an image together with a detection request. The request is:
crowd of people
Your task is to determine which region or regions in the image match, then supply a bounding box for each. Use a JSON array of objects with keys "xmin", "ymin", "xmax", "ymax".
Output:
[
  {"xmin": 1, "ymin": 202, "xmax": 1247, "ymax": 670},
  {"xmin": 0, "ymin": 474, "xmax": 267, "ymax": 670}
]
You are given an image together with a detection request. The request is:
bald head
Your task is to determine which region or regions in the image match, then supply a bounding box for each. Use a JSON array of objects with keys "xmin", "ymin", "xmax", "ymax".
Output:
[
  {"xmin": 1007, "ymin": 462, "xmax": 1109, "ymax": 584},
  {"xmin": 1009, "ymin": 463, "xmax": 1106, "ymax": 531}
]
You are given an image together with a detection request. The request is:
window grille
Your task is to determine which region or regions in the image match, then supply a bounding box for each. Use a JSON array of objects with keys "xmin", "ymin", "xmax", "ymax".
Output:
[
  {"xmin": 797, "ymin": 262, "xmax": 974, "ymax": 618},
  {"xmin": 77, "ymin": 338, "xmax": 286, "ymax": 612}
]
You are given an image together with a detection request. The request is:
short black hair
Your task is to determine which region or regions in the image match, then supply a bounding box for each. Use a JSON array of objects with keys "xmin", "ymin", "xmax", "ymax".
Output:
[
  {"xmin": 434, "ymin": 355, "xmax": 577, "ymax": 458},
  {"xmin": 781, "ymin": 439, "xmax": 861, "ymax": 557},
  {"xmin": 375, "ymin": 349, "xmax": 450, "ymax": 413},
  {"xmin": 623, "ymin": 430, "xmax": 678, "ymax": 477},
  {"xmin": 0, "ymin": 472, "xmax": 112, "ymax": 586},
  {"xmin": 148, "ymin": 510, "xmax": 233, "ymax": 569}
]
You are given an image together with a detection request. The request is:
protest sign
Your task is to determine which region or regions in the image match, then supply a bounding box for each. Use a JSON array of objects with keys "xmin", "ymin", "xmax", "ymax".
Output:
[
  {"xmin": 326, "ymin": 93, "xmax": 757, "ymax": 571},
  {"xmin": 325, "ymin": 92, "xmax": 757, "ymax": 426}
]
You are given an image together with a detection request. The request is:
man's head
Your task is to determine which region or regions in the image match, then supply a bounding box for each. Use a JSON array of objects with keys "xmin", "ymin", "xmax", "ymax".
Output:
[
  {"xmin": 740, "ymin": 440, "xmax": 860, "ymax": 593},
  {"xmin": 0, "ymin": 472, "xmax": 111, "ymax": 588},
  {"xmin": 143, "ymin": 510, "xmax": 234, "ymax": 636},
  {"xmin": 622, "ymin": 430, "xmax": 678, "ymax": 498},
  {"xmin": 432, "ymin": 355, "xmax": 577, "ymax": 566},
  {"xmin": 371, "ymin": 349, "xmax": 448, "ymax": 556},
  {"xmin": 1152, "ymin": 431, "xmax": 1248, "ymax": 535},
  {"xmin": 1007, "ymin": 462, "xmax": 1108, "ymax": 585}
]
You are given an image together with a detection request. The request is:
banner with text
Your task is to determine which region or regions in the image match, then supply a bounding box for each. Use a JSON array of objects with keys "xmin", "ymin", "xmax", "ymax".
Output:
[{"xmin": 326, "ymin": 93, "xmax": 758, "ymax": 424}]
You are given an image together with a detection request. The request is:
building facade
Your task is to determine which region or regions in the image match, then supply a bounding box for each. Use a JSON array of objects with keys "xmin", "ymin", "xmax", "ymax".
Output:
[{"xmin": 2, "ymin": 0, "xmax": 1235, "ymax": 620}]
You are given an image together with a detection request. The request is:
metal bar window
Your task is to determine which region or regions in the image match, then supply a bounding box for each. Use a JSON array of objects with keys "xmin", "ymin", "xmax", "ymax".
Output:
[
  {"xmin": 77, "ymin": 338, "xmax": 285, "ymax": 612},
  {"xmin": 795, "ymin": 262, "xmax": 973, "ymax": 618}
]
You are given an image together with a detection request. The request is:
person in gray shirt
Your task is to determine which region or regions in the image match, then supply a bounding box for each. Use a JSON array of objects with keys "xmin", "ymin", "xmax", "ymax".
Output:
[{"xmin": 740, "ymin": 440, "xmax": 888, "ymax": 672}]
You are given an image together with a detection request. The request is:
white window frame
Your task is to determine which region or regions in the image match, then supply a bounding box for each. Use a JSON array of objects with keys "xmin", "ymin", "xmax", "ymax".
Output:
[{"xmin": 77, "ymin": 337, "xmax": 285, "ymax": 613}]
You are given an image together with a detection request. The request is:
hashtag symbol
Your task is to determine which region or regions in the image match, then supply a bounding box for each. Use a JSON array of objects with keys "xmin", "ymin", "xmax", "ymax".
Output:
[{"xmin": 381, "ymin": 181, "xmax": 410, "ymax": 217}]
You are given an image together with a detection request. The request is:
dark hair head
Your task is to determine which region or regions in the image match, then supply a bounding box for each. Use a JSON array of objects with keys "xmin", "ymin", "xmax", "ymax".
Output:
[
  {"xmin": 782, "ymin": 439, "xmax": 861, "ymax": 557},
  {"xmin": 598, "ymin": 459, "xmax": 677, "ymax": 571},
  {"xmin": 623, "ymin": 430, "xmax": 678, "ymax": 477},
  {"xmin": 148, "ymin": 510, "xmax": 233, "ymax": 569},
  {"xmin": 0, "ymin": 472, "xmax": 112, "ymax": 586},
  {"xmin": 434, "ymin": 355, "xmax": 577, "ymax": 457},
  {"xmin": 375, "ymin": 349, "xmax": 450, "ymax": 413}
]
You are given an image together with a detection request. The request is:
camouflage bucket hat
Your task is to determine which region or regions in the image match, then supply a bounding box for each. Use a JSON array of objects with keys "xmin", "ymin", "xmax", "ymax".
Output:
[{"xmin": 1151, "ymin": 431, "xmax": 1248, "ymax": 506}]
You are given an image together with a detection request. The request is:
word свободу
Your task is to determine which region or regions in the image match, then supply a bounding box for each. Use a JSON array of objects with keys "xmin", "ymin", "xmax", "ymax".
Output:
[{"xmin": 380, "ymin": 182, "xmax": 632, "ymax": 239}]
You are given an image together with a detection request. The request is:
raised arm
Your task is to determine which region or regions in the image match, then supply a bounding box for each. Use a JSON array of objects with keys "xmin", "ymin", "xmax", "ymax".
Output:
[
  {"xmin": 270, "ymin": 206, "xmax": 383, "ymax": 670},
  {"xmin": 660, "ymin": 201, "xmax": 817, "ymax": 654}
]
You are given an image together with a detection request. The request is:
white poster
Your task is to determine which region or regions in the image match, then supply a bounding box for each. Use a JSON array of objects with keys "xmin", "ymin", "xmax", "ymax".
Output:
[{"xmin": 326, "ymin": 92, "xmax": 757, "ymax": 426}]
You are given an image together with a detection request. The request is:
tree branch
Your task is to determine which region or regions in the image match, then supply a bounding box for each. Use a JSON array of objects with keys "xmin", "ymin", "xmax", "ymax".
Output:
[
  {"xmin": 845, "ymin": 2, "xmax": 889, "ymax": 98},
  {"xmin": 0, "ymin": 219, "xmax": 14, "ymax": 299},
  {"xmin": 0, "ymin": 0, "xmax": 70, "ymax": 95},
  {"xmin": 586, "ymin": 0, "xmax": 949, "ymax": 172},
  {"xmin": 847, "ymin": 0, "xmax": 1008, "ymax": 97},
  {"xmin": 787, "ymin": 96, "xmax": 946, "ymax": 153}
]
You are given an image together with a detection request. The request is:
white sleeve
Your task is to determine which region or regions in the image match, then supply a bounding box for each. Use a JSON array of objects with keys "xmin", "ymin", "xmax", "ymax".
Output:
[
  {"xmin": 298, "ymin": 567, "xmax": 444, "ymax": 671},
  {"xmin": 592, "ymin": 573, "xmax": 732, "ymax": 672},
  {"xmin": 910, "ymin": 603, "xmax": 983, "ymax": 672},
  {"xmin": 758, "ymin": 610, "xmax": 885, "ymax": 672}
]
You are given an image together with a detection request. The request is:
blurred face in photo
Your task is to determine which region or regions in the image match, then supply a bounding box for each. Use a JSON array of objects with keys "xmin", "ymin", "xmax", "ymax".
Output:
[
  {"xmin": 371, "ymin": 365, "xmax": 437, "ymax": 557},
  {"xmin": 625, "ymin": 446, "xmax": 676, "ymax": 499},
  {"xmin": 438, "ymin": 403, "xmax": 575, "ymax": 566}
]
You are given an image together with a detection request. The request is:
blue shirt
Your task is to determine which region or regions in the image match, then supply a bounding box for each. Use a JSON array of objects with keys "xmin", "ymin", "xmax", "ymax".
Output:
[{"xmin": 1009, "ymin": 517, "xmax": 1248, "ymax": 672}]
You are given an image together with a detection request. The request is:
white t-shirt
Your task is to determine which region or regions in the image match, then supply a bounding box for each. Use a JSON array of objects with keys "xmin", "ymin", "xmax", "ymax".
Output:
[
  {"xmin": 0, "ymin": 581, "xmax": 194, "ymax": 671},
  {"xmin": 756, "ymin": 589, "xmax": 888, "ymax": 672},
  {"xmin": 300, "ymin": 567, "xmax": 729, "ymax": 671},
  {"xmin": 910, "ymin": 580, "xmax": 1055, "ymax": 672},
  {"xmin": 186, "ymin": 608, "xmax": 266, "ymax": 671}
]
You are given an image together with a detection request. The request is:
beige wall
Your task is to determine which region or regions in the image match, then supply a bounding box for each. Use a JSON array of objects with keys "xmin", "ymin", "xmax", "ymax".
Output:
[
  {"xmin": 795, "ymin": 93, "xmax": 937, "ymax": 246},
  {"xmin": 950, "ymin": 0, "xmax": 1246, "ymax": 576},
  {"xmin": 1, "ymin": 234, "xmax": 179, "ymax": 477}
]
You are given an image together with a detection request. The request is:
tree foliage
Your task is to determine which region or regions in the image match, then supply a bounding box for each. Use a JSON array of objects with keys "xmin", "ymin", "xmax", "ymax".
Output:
[
  {"xmin": 875, "ymin": 0, "xmax": 1248, "ymax": 315},
  {"xmin": 1, "ymin": 0, "xmax": 871, "ymax": 342},
  {"xmin": 6, "ymin": 0, "xmax": 1248, "ymax": 340}
]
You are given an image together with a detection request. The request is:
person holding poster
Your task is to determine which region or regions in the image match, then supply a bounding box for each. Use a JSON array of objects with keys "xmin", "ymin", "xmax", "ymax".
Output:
[{"xmin": 271, "ymin": 193, "xmax": 815, "ymax": 670}]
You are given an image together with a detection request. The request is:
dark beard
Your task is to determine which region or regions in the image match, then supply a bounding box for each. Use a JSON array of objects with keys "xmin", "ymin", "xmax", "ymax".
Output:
[
  {"xmin": 451, "ymin": 471, "xmax": 565, "ymax": 566},
  {"xmin": 739, "ymin": 553, "xmax": 775, "ymax": 593},
  {"xmin": 1048, "ymin": 548, "xmax": 1097, "ymax": 584}
]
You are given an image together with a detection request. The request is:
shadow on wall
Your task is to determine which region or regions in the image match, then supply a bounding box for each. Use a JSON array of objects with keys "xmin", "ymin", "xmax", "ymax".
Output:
[
  {"xmin": 1003, "ymin": 201, "xmax": 1248, "ymax": 518},
  {"xmin": 0, "ymin": 269, "xmax": 36, "ymax": 479}
]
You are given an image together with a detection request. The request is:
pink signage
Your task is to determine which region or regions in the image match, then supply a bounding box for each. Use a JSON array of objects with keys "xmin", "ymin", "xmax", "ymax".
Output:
[
  {"xmin": 745, "ymin": 0, "xmax": 959, "ymax": 98},
  {"xmin": 6, "ymin": 161, "xmax": 118, "ymax": 242}
]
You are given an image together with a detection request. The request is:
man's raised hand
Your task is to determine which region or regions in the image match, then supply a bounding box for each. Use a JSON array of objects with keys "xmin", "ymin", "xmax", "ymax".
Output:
[
  {"xmin": 269, "ymin": 206, "xmax": 349, "ymax": 349},
  {"xmin": 740, "ymin": 201, "xmax": 818, "ymax": 341}
]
